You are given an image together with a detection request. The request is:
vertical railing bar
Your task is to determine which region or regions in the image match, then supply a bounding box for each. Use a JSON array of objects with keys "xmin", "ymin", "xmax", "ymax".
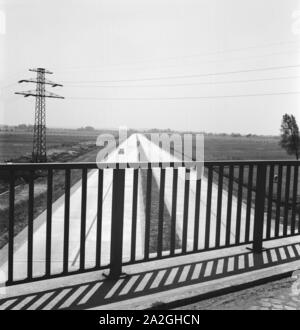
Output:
[
  {"xmin": 225, "ymin": 166, "xmax": 234, "ymax": 246},
  {"xmin": 283, "ymin": 166, "xmax": 291, "ymax": 236},
  {"xmin": 298, "ymin": 167, "xmax": 300, "ymax": 234},
  {"xmin": 245, "ymin": 164, "xmax": 253, "ymax": 243},
  {"xmin": 275, "ymin": 165, "xmax": 283, "ymax": 237},
  {"xmin": 193, "ymin": 176, "xmax": 201, "ymax": 252},
  {"xmin": 235, "ymin": 165, "xmax": 244, "ymax": 244},
  {"xmin": 144, "ymin": 168, "xmax": 152, "ymax": 260},
  {"xmin": 45, "ymin": 169, "xmax": 53, "ymax": 277},
  {"xmin": 79, "ymin": 168, "xmax": 87, "ymax": 271},
  {"xmin": 182, "ymin": 168, "xmax": 190, "ymax": 254},
  {"xmin": 63, "ymin": 169, "xmax": 71, "ymax": 274},
  {"xmin": 266, "ymin": 165, "xmax": 274, "ymax": 239},
  {"xmin": 95, "ymin": 169, "xmax": 103, "ymax": 268},
  {"xmin": 205, "ymin": 166, "xmax": 213, "ymax": 249},
  {"xmin": 27, "ymin": 170, "xmax": 34, "ymax": 279},
  {"xmin": 291, "ymin": 165, "xmax": 298, "ymax": 234},
  {"xmin": 7, "ymin": 170, "xmax": 15, "ymax": 284},
  {"xmin": 130, "ymin": 169, "xmax": 138, "ymax": 262},
  {"xmin": 157, "ymin": 168, "xmax": 166, "ymax": 258},
  {"xmin": 170, "ymin": 168, "xmax": 178, "ymax": 256},
  {"xmin": 252, "ymin": 164, "xmax": 267, "ymax": 252},
  {"xmin": 216, "ymin": 165, "xmax": 224, "ymax": 248},
  {"xmin": 108, "ymin": 168, "xmax": 126, "ymax": 279}
]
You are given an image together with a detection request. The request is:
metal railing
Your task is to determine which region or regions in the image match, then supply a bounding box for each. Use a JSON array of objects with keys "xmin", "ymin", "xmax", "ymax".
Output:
[{"xmin": 1, "ymin": 160, "xmax": 299, "ymax": 285}]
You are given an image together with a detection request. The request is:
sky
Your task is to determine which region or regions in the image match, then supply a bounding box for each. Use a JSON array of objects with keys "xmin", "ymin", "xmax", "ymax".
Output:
[{"xmin": 1, "ymin": 0, "xmax": 300, "ymax": 134}]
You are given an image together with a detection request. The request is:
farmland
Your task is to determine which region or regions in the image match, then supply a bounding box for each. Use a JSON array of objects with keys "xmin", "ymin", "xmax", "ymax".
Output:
[
  {"xmin": 0, "ymin": 130, "xmax": 104, "ymax": 162},
  {"xmin": 0, "ymin": 130, "xmax": 294, "ymax": 163},
  {"xmin": 0, "ymin": 131, "xmax": 294, "ymax": 163},
  {"xmin": 202, "ymin": 135, "xmax": 293, "ymax": 161}
]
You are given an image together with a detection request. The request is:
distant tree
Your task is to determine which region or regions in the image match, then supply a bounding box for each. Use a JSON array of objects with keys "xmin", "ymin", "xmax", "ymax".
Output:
[
  {"xmin": 17, "ymin": 124, "xmax": 27, "ymax": 129},
  {"xmin": 231, "ymin": 133, "xmax": 241, "ymax": 138},
  {"xmin": 279, "ymin": 114, "xmax": 300, "ymax": 160},
  {"xmin": 85, "ymin": 126, "xmax": 95, "ymax": 131},
  {"xmin": 77, "ymin": 126, "xmax": 95, "ymax": 131}
]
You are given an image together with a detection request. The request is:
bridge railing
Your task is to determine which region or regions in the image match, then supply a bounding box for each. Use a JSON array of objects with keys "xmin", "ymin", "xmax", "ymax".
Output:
[{"xmin": 1, "ymin": 160, "xmax": 299, "ymax": 285}]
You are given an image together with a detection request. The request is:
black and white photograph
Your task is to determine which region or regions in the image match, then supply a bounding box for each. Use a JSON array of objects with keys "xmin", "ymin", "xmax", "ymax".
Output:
[{"xmin": 1, "ymin": 0, "xmax": 300, "ymax": 315}]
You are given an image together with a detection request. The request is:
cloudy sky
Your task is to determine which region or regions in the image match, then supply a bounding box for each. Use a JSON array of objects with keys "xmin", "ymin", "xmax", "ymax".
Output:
[{"xmin": 1, "ymin": 0, "xmax": 300, "ymax": 134}]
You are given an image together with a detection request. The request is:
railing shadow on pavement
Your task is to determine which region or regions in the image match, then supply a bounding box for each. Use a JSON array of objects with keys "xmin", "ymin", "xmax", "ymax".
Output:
[{"xmin": 1, "ymin": 241, "xmax": 300, "ymax": 310}]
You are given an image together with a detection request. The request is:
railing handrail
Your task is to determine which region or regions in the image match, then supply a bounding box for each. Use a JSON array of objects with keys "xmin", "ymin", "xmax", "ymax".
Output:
[
  {"xmin": 0, "ymin": 159, "xmax": 299, "ymax": 170},
  {"xmin": 0, "ymin": 160, "xmax": 300, "ymax": 170}
]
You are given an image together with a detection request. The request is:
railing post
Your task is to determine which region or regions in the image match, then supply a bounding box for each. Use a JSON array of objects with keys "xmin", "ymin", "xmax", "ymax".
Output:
[
  {"xmin": 7, "ymin": 169, "xmax": 15, "ymax": 285},
  {"xmin": 107, "ymin": 166, "xmax": 126, "ymax": 279},
  {"xmin": 251, "ymin": 164, "xmax": 267, "ymax": 253}
]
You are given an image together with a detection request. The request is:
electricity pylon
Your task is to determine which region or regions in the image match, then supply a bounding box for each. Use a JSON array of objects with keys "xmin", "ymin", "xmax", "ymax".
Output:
[{"xmin": 15, "ymin": 68, "xmax": 64, "ymax": 163}]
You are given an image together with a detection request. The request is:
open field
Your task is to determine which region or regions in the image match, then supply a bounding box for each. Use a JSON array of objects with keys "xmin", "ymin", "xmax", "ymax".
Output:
[
  {"xmin": 0, "ymin": 131, "xmax": 294, "ymax": 163},
  {"xmin": 0, "ymin": 130, "xmax": 105, "ymax": 162},
  {"xmin": 144, "ymin": 132, "xmax": 294, "ymax": 161},
  {"xmin": 203, "ymin": 135, "xmax": 294, "ymax": 161}
]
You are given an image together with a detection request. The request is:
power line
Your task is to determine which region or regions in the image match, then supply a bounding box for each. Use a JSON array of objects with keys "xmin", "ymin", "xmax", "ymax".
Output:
[
  {"xmin": 0, "ymin": 51, "xmax": 300, "ymax": 89},
  {"xmin": 55, "ymin": 48, "xmax": 300, "ymax": 74},
  {"xmin": 66, "ymin": 91, "xmax": 300, "ymax": 101},
  {"xmin": 3, "ymin": 39, "xmax": 300, "ymax": 88},
  {"xmin": 64, "ymin": 75, "xmax": 300, "ymax": 88},
  {"xmin": 62, "ymin": 64, "xmax": 300, "ymax": 84},
  {"xmin": 6, "ymin": 72, "xmax": 300, "ymax": 91},
  {"xmin": 55, "ymin": 38, "xmax": 300, "ymax": 73},
  {"xmin": 0, "ymin": 82, "xmax": 16, "ymax": 89},
  {"xmin": 0, "ymin": 70, "xmax": 28, "ymax": 88}
]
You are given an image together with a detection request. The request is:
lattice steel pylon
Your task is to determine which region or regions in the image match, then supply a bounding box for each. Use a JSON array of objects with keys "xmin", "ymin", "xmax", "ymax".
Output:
[{"xmin": 15, "ymin": 68, "xmax": 64, "ymax": 163}]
